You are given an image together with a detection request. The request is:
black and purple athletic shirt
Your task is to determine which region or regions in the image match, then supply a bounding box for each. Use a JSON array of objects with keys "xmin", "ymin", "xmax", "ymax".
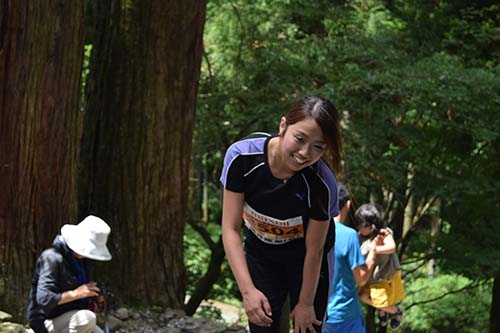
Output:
[{"xmin": 220, "ymin": 133, "xmax": 339, "ymax": 251}]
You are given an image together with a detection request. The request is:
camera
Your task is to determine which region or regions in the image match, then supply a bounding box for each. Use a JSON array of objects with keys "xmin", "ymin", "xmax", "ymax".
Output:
[
  {"xmin": 96, "ymin": 282, "xmax": 107, "ymax": 296},
  {"xmin": 95, "ymin": 282, "xmax": 114, "ymax": 302},
  {"xmin": 93, "ymin": 282, "xmax": 115, "ymax": 312}
]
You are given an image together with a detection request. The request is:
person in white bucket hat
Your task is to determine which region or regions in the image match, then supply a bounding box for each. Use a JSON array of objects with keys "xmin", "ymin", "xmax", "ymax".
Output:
[
  {"xmin": 27, "ymin": 215, "xmax": 112, "ymax": 333},
  {"xmin": 61, "ymin": 216, "xmax": 112, "ymax": 261}
]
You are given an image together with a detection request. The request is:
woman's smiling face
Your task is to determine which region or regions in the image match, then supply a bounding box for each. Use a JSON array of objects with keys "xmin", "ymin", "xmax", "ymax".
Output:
[{"xmin": 278, "ymin": 117, "xmax": 326, "ymax": 172}]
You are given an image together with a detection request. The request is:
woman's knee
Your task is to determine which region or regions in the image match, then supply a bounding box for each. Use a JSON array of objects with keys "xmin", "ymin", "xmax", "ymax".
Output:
[{"xmin": 70, "ymin": 310, "xmax": 98, "ymax": 333}]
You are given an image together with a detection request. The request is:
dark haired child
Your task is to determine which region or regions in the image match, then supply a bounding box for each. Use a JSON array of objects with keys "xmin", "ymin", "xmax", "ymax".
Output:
[{"xmin": 354, "ymin": 204, "xmax": 405, "ymax": 330}]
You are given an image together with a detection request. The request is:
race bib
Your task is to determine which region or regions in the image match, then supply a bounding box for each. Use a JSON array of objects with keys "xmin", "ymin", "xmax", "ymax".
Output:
[{"xmin": 243, "ymin": 203, "xmax": 304, "ymax": 244}]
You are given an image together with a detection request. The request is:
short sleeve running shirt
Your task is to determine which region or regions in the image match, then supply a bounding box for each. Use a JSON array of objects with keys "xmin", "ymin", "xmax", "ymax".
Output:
[{"xmin": 220, "ymin": 133, "xmax": 339, "ymax": 252}]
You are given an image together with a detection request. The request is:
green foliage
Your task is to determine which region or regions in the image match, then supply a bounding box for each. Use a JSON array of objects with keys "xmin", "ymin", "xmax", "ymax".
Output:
[
  {"xmin": 344, "ymin": 51, "xmax": 499, "ymax": 188},
  {"xmin": 388, "ymin": 1, "xmax": 500, "ymax": 66},
  {"xmin": 187, "ymin": 1, "xmax": 500, "ymax": 328},
  {"xmin": 184, "ymin": 224, "xmax": 210, "ymax": 293},
  {"xmin": 81, "ymin": 44, "xmax": 93, "ymax": 109},
  {"xmin": 319, "ymin": 28, "xmax": 500, "ymax": 265},
  {"xmin": 438, "ymin": 176, "xmax": 500, "ymax": 279},
  {"xmin": 184, "ymin": 224, "xmax": 240, "ymax": 304},
  {"xmin": 444, "ymin": 4, "xmax": 500, "ymax": 66},
  {"xmin": 402, "ymin": 274, "xmax": 491, "ymax": 333}
]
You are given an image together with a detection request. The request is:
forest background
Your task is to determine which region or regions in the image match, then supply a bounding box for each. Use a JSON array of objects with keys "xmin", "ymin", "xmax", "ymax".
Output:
[{"xmin": 1, "ymin": 1, "xmax": 499, "ymax": 333}]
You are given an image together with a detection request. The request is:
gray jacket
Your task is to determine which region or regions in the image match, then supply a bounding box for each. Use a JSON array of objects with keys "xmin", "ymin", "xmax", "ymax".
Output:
[{"xmin": 27, "ymin": 236, "xmax": 91, "ymax": 333}]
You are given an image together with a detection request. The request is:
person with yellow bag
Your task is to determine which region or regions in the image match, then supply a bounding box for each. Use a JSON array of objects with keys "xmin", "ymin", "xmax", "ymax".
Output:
[{"xmin": 354, "ymin": 204, "xmax": 405, "ymax": 331}]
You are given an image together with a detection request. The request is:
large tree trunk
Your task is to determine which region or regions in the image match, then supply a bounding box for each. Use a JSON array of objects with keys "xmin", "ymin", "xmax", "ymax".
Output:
[
  {"xmin": 80, "ymin": 0, "xmax": 205, "ymax": 307},
  {"xmin": 0, "ymin": 1, "xmax": 85, "ymax": 320}
]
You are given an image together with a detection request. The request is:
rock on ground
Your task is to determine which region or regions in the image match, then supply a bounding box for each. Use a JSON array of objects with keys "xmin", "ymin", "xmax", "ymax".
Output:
[{"xmin": 0, "ymin": 306, "xmax": 248, "ymax": 333}]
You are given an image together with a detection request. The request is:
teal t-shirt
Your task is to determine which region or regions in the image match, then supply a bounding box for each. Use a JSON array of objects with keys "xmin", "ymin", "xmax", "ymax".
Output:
[{"xmin": 326, "ymin": 221, "xmax": 366, "ymax": 323}]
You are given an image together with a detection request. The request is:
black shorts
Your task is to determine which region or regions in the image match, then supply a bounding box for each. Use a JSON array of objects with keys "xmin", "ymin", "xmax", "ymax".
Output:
[{"xmin": 245, "ymin": 244, "xmax": 330, "ymax": 333}]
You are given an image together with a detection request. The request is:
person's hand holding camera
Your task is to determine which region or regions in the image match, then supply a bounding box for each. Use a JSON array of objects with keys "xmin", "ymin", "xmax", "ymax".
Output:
[{"xmin": 74, "ymin": 282, "xmax": 101, "ymax": 299}]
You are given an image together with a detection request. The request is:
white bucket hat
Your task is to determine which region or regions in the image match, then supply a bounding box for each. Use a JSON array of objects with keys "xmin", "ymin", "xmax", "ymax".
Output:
[{"xmin": 61, "ymin": 215, "xmax": 112, "ymax": 261}]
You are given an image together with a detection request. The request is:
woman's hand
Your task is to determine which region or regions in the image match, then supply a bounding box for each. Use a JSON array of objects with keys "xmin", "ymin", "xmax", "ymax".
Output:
[
  {"xmin": 59, "ymin": 282, "xmax": 100, "ymax": 305},
  {"xmin": 290, "ymin": 302, "xmax": 321, "ymax": 333},
  {"xmin": 242, "ymin": 287, "xmax": 273, "ymax": 327},
  {"xmin": 292, "ymin": 218, "xmax": 327, "ymax": 332},
  {"xmin": 222, "ymin": 189, "xmax": 272, "ymax": 327},
  {"xmin": 74, "ymin": 282, "xmax": 100, "ymax": 299}
]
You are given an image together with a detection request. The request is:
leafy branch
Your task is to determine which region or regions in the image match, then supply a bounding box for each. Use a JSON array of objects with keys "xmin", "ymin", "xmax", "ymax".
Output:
[{"xmin": 405, "ymin": 280, "xmax": 489, "ymax": 311}]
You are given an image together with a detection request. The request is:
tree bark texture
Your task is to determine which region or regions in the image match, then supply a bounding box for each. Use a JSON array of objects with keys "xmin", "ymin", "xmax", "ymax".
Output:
[
  {"xmin": 0, "ymin": 1, "xmax": 85, "ymax": 319},
  {"xmin": 80, "ymin": 0, "xmax": 205, "ymax": 307}
]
